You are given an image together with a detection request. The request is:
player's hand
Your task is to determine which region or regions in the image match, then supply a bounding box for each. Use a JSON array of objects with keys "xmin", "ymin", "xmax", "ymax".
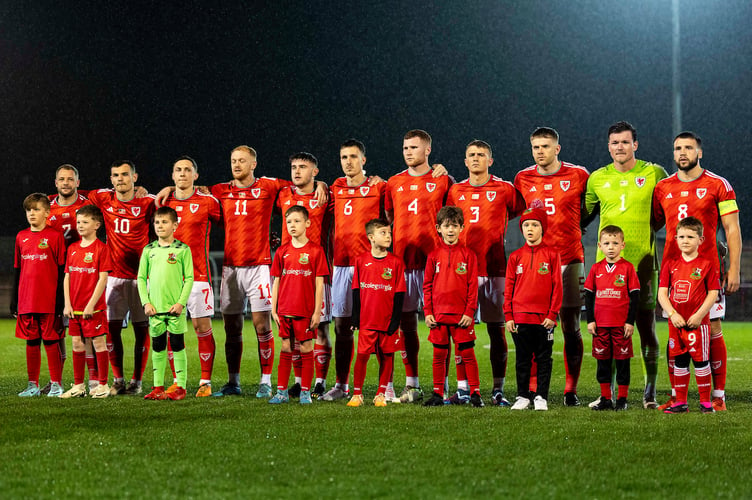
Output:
[
  {"xmin": 431, "ymin": 164, "xmax": 448, "ymax": 177},
  {"xmin": 505, "ymin": 320, "xmax": 517, "ymax": 333},
  {"xmin": 154, "ymin": 187, "xmax": 175, "ymax": 207},
  {"xmin": 168, "ymin": 303, "xmax": 184, "ymax": 316},
  {"xmin": 669, "ymin": 312, "xmax": 686, "ymax": 329},
  {"xmin": 134, "ymin": 186, "xmax": 149, "ymax": 199},
  {"xmin": 196, "ymin": 185, "xmax": 210, "ymax": 195},
  {"xmin": 686, "ymin": 313, "xmax": 703, "ymax": 330},
  {"xmin": 309, "ymin": 312, "xmax": 321, "ymax": 331},
  {"xmin": 144, "ymin": 303, "xmax": 157, "ymax": 317},
  {"xmin": 458, "ymin": 314, "xmax": 473, "ymax": 328},
  {"xmin": 314, "ymin": 181, "xmax": 329, "ymax": 206},
  {"xmin": 587, "ymin": 322, "xmax": 596, "ymax": 336},
  {"xmin": 623, "ymin": 323, "xmax": 634, "ymax": 338},
  {"xmin": 724, "ymin": 267, "xmax": 740, "ymax": 294},
  {"xmin": 83, "ymin": 304, "xmax": 95, "ymax": 319},
  {"xmin": 63, "ymin": 306, "xmax": 74, "ymax": 319},
  {"xmin": 270, "ymin": 232, "xmax": 281, "ymax": 251},
  {"xmin": 271, "ymin": 311, "xmax": 280, "ymax": 328},
  {"xmin": 425, "ymin": 314, "xmax": 437, "ymax": 328},
  {"xmin": 367, "ymin": 175, "xmax": 384, "ymax": 186},
  {"xmin": 541, "ymin": 318, "xmax": 556, "ymax": 330}
]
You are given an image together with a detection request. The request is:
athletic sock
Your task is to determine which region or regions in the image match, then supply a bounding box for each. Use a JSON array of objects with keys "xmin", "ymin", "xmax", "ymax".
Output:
[
  {"xmin": 71, "ymin": 350, "xmax": 85, "ymax": 385},
  {"xmin": 106, "ymin": 322, "xmax": 124, "ymax": 379},
  {"xmin": 85, "ymin": 351, "xmax": 97, "ymax": 384},
  {"xmin": 695, "ymin": 363, "xmax": 712, "ymax": 404},
  {"xmin": 667, "ymin": 352, "xmax": 676, "ymax": 397},
  {"xmin": 377, "ymin": 353, "xmax": 393, "ymax": 394},
  {"xmin": 673, "ymin": 365, "xmax": 690, "ymax": 404},
  {"xmin": 617, "ymin": 385, "xmax": 629, "ymax": 399},
  {"xmin": 455, "ymin": 351, "xmax": 467, "ymax": 390},
  {"xmin": 600, "ymin": 383, "xmax": 612, "ymax": 399},
  {"xmin": 196, "ymin": 328, "xmax": 215, "ymax": 382},
  {"xmin": 432, "ymin": 346, "xmax": 449, "ymax": 395},
  {"xmin": 172, "ymin": 348, "xmax": 187, "ymax": 388},
  {"xmin": 276, "ymin": 351, "xmax": 292, "ymax": 391},
  {"xmin": 459, "ymin": 347, "xmax": 480, "ymax": 394},
  {"xmin": 133, "ymin": 324, "xmax": 150, "ymax": 382},
  {"xmin": 44, "ymin": 342, "xmax": 63, "ymax": 383},
  {"xmin": 529, "ymin": 358, "xmax": 538, "ymax": 393},
  {"xmin": 709, "ymin": 332, "xmax": 727, "ymax": 392},
  {"xmin": 95, "ymin": 349, "xmax": 109, "ymax": 385},
  {"xmin": 300, "ymin": 350, "xmax": 313, "ymax": 392},
  {"xmin": 151, "ymin": 348, "xmax": 168, "ymax": 388},
  {"xmin": 402, "ymin": 330, "xmax": 419, "ymax": 380},
  {"xmin": 256, "ymin": 329, "xmax": 274, "ymax": 376},
  {"xmin": 352, "ymin": 353, "xmax": 370, "ymax": 396},
  {"xmin": 314, "ymin": 343, "xmax": 332, "ymax": 381},
  {"xmin": 292, "ymin": 342, "xmax": 302, "ymax": 380},
  {"xmin": 26, "ymin": 343, "xmax": 41, "ymax": 384},
  {"xmin": 563, "ymin": 330, "xmax": 583, "ymax": 393}
]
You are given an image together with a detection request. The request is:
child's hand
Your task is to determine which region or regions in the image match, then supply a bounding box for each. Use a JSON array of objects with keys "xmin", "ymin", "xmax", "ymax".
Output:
[
  {"xmin": 63, "ymin": 305, "xmax": 74, "ymax": 319},
  {"xmin": 83, "ymin": 304, "xmax": 95, "ymax": 319},
  {"xmin": 541, "ymin": 318, "xmax": 556, "ymax": 330},
  {"xmin": 425, "ymin": 315, "xmax": 437, "ymax": 328},
  {"xmin": 310, "ymin": 311, "xmax": 321, "ymax": 331},
  {"xmin": 168, "ymin": 303, "xmax": 184, "ymax": 316},
  {"xmin": 271, "ymin": 310, "xmax": 280, "ymax": 328},
  {"xmin": 623, "ymin": 323, "xmax": 634, "ymax": 338},
  {"xmin": 669, "ymin": 312, "xmax": 686, "ymax": 329},
  {"xmin": 587, "ymin": 322, "xmax": 596, "ymax": 336},
  {"xmin": 505, "ymin": 320, "xmax": 517, "ymax": 333},
  {"xmin": 686, "ymin": 312, "xmax": 703, "ymax": 330},
  {"xmin": 458, "ymin": 315, "xmax": 473, "ymax": 328},
  {"xmin": 144, "ymin": 303, "xmax": 156, "ymax": 317}
]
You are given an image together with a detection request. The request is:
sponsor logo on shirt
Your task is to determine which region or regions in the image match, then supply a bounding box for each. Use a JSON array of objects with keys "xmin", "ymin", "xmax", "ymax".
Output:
[
  {"xmin": 22, "ymin": 253, "xmax": 48, "ymax": 261},
  {"xmin": 596, "ymin": 289, "xmax": 622, "ymax": 299},
  {"xmin": 282, "ymin": 268, "xmax": 313, "ymax": 277},
  {"xmin": 360, "ymin": 281, "xmax": 393, "ymax": 291}
]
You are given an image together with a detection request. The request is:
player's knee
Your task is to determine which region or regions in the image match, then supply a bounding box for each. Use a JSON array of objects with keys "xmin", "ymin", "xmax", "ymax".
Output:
[
  {"xmin": 27, "ymin": 337, "xmax": 42, "ymax": 347},
  {"xmin": 170, "ymin": 333, "xmax": 185, "ymax": 351},
  {"xmin": 693, "ymin": 359, "xmax": 709, "ymax": 369},
  {"xmin": 458, "ymin": 341, "xmax": 475, "ymax": 351},
  {"xmin": 152, "ymin": 333, "xmax": 168, "ymax": 352},
  {"xmin": 432, "ymin": 343, "xmax": 450, "ymax": 350},
  {"xmin": 674, "ymin": 352, "xmax": 691, "ymax": 369}
]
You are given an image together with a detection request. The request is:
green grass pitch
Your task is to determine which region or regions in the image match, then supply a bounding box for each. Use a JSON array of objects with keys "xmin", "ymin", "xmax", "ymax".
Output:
[{"xmin": 1, "ymin": 319, "xmax": 750, "ymax": 499}]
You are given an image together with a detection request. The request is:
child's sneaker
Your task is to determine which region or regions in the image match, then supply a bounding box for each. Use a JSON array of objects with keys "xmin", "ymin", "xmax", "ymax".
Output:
[
  {"xmin": 384, "ymin": 386, "xmax": 397, "ymax": 402},
  {"xmin": 18, "ymin": 382, "xmax": 40, "ymax": 397},
  {"xmin": 321, "ymin": 387, "xmax": 347, "ymax": 401},
  {"xmin": 614, "ymin": 397, "xmax": 628, "ymax": 411},
  {"xmin": 88, "ymin": 380, "xmax": 98, "ymax": 392},
  {"xmin": 300, "ymin": 390, "xmax": 312, "ymax": 404},
  {"xmin": 212, "ymin": 383, "xmax": 242, "ymax": 397},
  {"xmin": 399, "ymin": 386, "xmax": 424, "ymax": 403},
  {"xmin": 60, "ymin": 383, "xmax": 87, "ymax": 398},
  {"xmin": 164, "ymin": 383, "xmax": 179, "ymax": 395},
  {"xmin": 195, "ymin": 383, "xmax": 212, "ymax": 398},
  {"xmin": 255, "ymin": 383, "xmax": 272, "ymax": 399},
  {"xmin": 663, "ymin": 403, "xmax": 689, "ymax": 414},
  {"xmin": 587, "ymin": 396, "xmax": 603, "ymax": 408},
  {"xmin": 347, "ymin": 394, "xmax": 364, "ymax": 407},
  {"xmin": 657, "ymin": 396, "xmax": 676, "ymax": 411},
  {"xmin": 533, "ymin": 395, "xmax": 548, "ymax": 411},
  {"xmin": 591, "ymin": 397, "xmax": 614, "ymax": 411},
  {"xmin": 712, "ymin": 396, "xmax": 727, "ymax": 412},
  {"xmin": 448, "ymin": 389, "xmax": 470, "ymax": 405},
  {"xmin": 109, "ymin": 380, "xmax": 126, "ymax": 396},
  {"xmin": 269, "ymin": 389, "xmax": 290, "ymax": 404},
  {"xmin": 373, "ymin": 393, "xmax": 387, "ymax": 407},
  {"xmin": 700, "ymin": 402, "xmax": 715, "ymax": 414},
  {"xmin": 491, "ymin": 389, "xmax": 510, "ymax": 407},
  {"xmin": 511, "ymin": 396, "xmax": 530, "ymax": 410},
  {"xmin": 288, "ymin": 383, "xmax": 301, "ymax": 398},
  {"xmin": 470, "ymin": 392, "xmax": 485, "ymax": 408},
  {"xmin": 311, "ymin": 382, "xmax": 326, "ymax": 400},
  {"xmin": 423, "ymin": 392, "xmax": 445, "ymax": 406},
  {"xmin": 167, "ymin": 387, "xmax": 187, "ymax": 400},
  {"xmin": 144, "ymin": 387, "xmax": 168, "ymax": 400},
  {"xmin": 47, "ymin": 382, "xmax": 64, "ymax": 397},
  {"xmin": 563, "ymin": 392, "xmax": 580, "ymax": 407},
  {"xmin": 125, "ymin": 380, "xmax": 142, "ymax": 395},
  {"xmin": 91, "ymin": 384, "xmax": 110, "ymax": 398},
  {"xmin": 39, "ymin": 382, "xmax": 52, "ymax": 395}
]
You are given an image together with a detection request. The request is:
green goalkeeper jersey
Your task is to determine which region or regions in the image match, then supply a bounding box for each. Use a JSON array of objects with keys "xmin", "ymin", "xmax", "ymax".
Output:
[
  {"xmin": 585, "ymin": 159, "xmax": 668, "ymax": 269},
  {"xmin": 137, "ymin": 239, "xmax": 194, "ymax": 312}
]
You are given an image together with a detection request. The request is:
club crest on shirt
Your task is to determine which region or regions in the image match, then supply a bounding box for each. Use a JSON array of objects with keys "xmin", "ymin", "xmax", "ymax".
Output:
[
  {"xmin": 252, "ymin": 188, "xmax": 261, "ymax": 198},
  {"xmin": 167, "ymin": 252, "xmax": 177, "ymax": 264},
  {"xmin": 84, "ymin": 252, "xmax": 94, "ymax": 263},
  {"xmin": 131, "ymin": 207, "xmax": 141, "ymax": 216},
  {"xmin": 38, "ymin": 238, "xmax": 49, "ymax": 249},
  {"xmin": 691, "ymin": 267, "xmax": 703, "ymax": 280},
  {"xmin": 382, "ymin": 267, "xmax": 393, "ymax": 280},
  {"xmin": 560, "ymin": 180, "xmax": 570, "ymax": 191},
  {"xmin": 635, "ymin": 177, "xmax": 646, "ymax": 188},
  {"xmin": 299, "ymin": 253, "xmax": 309, "ymax": 264},
  {"xmin": 190, "ymin": 203, "xmax": 199, "ymax": 213},
  {"xmin": 537, "ymin": 262, "xmax": 550, "ymax": 275},
  {"xmin": 309, "ymin": 200, "xmax": 318, "ymax": 209},
  {"xmin": 696, "ymin": 188, "xmax": 707, "ymax": 199},
  {"xmin": 426, "ymin": 183, "xmax": 436, "ymax": 193},
  {"xmin": 455, "ymin": 262, "xmax": 468, "ymax": 275},
  {"xmin": 360, "ymin": 186, "xmax": 370, "ymax": 197},
  {"xmin": 614, "ymin": 274, "xmax": 625, "ymax": 286},
  {"xmin": 486, "ymin": 191, "xmax": 496, "ymax": 202}
]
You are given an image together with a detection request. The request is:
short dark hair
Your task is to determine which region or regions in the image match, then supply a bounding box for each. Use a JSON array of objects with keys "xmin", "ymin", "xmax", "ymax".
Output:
[
  {"xmin": 155, "ymin": 206, "xmax": 178, "ymax": 223},
  {"xmin": 365, "ymin": 218, "xmax": 390, "ymax": 235},
  {"xmin": 174, "ymin": 155, "xmax": 198, "ymax": 172},
  {"xmin": 608, "ymin": 121, "xmax": 637, "ymax": 142},
  {"xmin": 530, "ymin": 127, "xmax": 559, "ymax": 142},
  {"xmin": 674, "ymin": 131, "xmax": 702, "ymax": 148},
  {"xmin": 55, "ymin": 164, "xmax": 79, "ymax": 178},
  {"xmin": 77, "ymin": 204, "xmax": 104, "ymax": 225},
  {"xmin": 436, "ymin": 206, "xmax": 464, "ymax": 226},
  {"xmin": 285, "ymin": 205, "xmax": 309, "ymax": 220},
  {"xmin": 466, "ymin": 140, "xmax": 492, "ymax": 158},
  {"xmin": 599, "ymin": 225, "xmax": 624, "ymax": 241},
  {"xmin": 23, "ymin": 192, "xmax": 50, "ymax": 211},
  {"xmin": 677, "ymin": 216, "xmax": 703, "ymax": 237},
  {"xmin": 404, "ymin": 129, "xmax": 432, "ymax": 145},
  {"xmin": 289, "ymin": 152, "xmax": 318, "ymax": 168},
  {"xmin": 340, "ymin": 139, "xmax": 365, "ymax": 155},
  {"xmin": 111, "ymin": 160, "xmax": 136, "ymax": 174}
]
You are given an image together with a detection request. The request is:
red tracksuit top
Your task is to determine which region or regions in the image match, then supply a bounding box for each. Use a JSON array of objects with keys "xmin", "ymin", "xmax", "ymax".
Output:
[
  {"xmin": 423, "ymin": 241, "xmax": 479, "ymax": 323},
  {"xmin": 504, "ymin": 242, "xmax": 562, "ymax": 325}
]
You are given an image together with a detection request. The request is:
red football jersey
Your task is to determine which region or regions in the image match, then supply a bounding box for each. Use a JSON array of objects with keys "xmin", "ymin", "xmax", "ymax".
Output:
[
  {"xmin": 447, "ymin": 176, "xmax": 526, "ymax": 277},
  {"xmin": 47, "ymin": 194, "xmax": 91, "ymax": 247},
  {"xmin": 423, "ymin": 242, "xmax": 479, "ymax": 322},
  {"xmin": 276, "ymin": 186, "xmax": 332, "ymax": 252},
  {"xmin": 15, "ymin": 226, "xmax": 66, "ymax": 314},
  {"xmin": 211, "ymin": 177, "xmax": 290, "ymax": 267},
  {"xmin": 584, "ymin": 257, "xmax": 640, "ymax": 327},
  {"xmin": 514, "ymin": 162, "xmax": 590, "ymax": 265},
  {"xmin": 352, "ymin": 251, "xmax": 406, "ymax": 331},
  {"xmin": 330, "ymin": 177, "xmax": 385, "ymax": 267},
  {"xmin": 385, "ymin": 170, "xmax": 450, "ymax": 270},
  {"xmin": 270, "ymin": 241, "xmax": 329, "ymax": 318},
  {"xmin": 659, "ymin": 255, "xmax": 721, "ymax": 322},
  {"xmin": 653, "ymin": 169, "xmax": 738, "ymax": 271},
  {"xmin": 165, "ymin": 190, "xmax": 221, "ymax": 282},
  {"xmin": 66, "ymin": 238, "xmax": 112, "ymax": 311},
  {"xmin": 87, "ymin": 189, "xmax": 156, "ymax": 279}
]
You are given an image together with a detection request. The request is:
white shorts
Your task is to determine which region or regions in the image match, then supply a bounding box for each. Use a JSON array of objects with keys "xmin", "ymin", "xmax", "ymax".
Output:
[
  {"xmin": 220, "ymin": 265, "xmax": 273, "ymax": 315},
  {"xmin": 475, "ymin": 276, "xmax": 505, "ymax": 324},
  {"xmin": 320, "ymin": 282, "xmax": 332, "ymax": 323},
  {"xmin": 331, "ymin": 266, "xmax": 354, "ymax": 318},
  {"xmin": 403, "ymin": 269, "xmax": 424, "ymax": 312},
  {"xmin": 106, "ymin": 277, "xmax": 147, "ymax": 323},
  {"xmin": 186, "ymin": 281, "xmax": 215, "ymax": 319},
  {"xmin": 560, "ymin": 263, "xmax": 585, "ymax": 309}
]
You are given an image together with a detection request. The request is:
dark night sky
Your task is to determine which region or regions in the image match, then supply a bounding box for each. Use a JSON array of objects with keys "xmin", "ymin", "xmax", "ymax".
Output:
[{"xmin": 2, "ymin": 1, "xmax": 750, "ymax": 239}]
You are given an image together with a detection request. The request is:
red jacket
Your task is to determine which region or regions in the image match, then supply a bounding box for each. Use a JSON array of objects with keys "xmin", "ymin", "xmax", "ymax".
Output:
[
  {"xmin": 504, "ymin": 242, "xmax": 562, "ymax": 325},
  {"xmin": 423, "ymin": 241, "xmax": 478, "ymax": 323}
]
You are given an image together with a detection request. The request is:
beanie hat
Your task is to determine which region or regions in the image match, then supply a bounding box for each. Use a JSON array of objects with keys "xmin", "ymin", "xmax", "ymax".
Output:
[{"xmin": 519, "ymin": 206, "xmax": 547, "ymax": 235}]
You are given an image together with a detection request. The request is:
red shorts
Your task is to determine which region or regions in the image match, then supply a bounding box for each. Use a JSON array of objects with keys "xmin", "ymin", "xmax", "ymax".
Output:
[
  {"xmin": 68, "ymin": 311, "xmax": 109, "ymax": 339},
  {"xmin": 592, "ymin": 326, "xmax": 633, "ymax": 360},
  {"xmin": 15, "ymin": 313, "xmax": 64, "ymax": 341},
  {"xmin": 427, "ymin": 324, "xmax": 476, "ymax": 345},
  {"xmin": 668, "ymin": 323, "xmax": 710, "ymax": 362},
  {"xmin": 357, "ymin": 328, "xmax": 401, "ymax": 355},
  {"xmin": 278, "ymin": 316, "xmax": 315, "ymax": 342}
]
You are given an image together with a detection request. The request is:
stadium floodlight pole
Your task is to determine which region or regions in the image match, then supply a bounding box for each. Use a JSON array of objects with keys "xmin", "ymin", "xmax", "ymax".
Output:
[{"xmin": 672, "ymin": 0, "xmax": 682, "ymax": 138}]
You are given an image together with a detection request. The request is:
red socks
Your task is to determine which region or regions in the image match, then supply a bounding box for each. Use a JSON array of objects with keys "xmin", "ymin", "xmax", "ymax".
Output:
[
  {"xmin": 352, "ymin": 353, "xmax": 369, "ymax": 396},
  {"xmin": 314, "ymin": 343, "xmax": 332, "ymax": 381},
  {"xmin": 257, "ymin": 330, "xmax": 274, "ymax": 376},
  {"xmin": 710, "ymin": 333, "xmax": 727, "ymax": 391},
  {"xmin": 197, "ymin": 328, "xmax": 216, "ymax": 381},
  {"xmin": 72, "ymin": 350, "xmax": 86, "ymax": 385},
  {"xmin": 96, "ymin": 349, "xmax": 109, "ymax": 385},
  {"xmin": 26, "ymin": 344, "xmax": 41, "ymax": 384},
  {"xmin": 277, "ymin": 351, "xmax": 293, "ymax": 391},
  {"xmin": 44, "ymin": 342, "xmax": 62, "ymax": 383}
]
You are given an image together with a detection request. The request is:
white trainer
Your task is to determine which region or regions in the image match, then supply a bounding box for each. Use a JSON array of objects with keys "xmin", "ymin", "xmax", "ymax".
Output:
[
  {"xmin": 60, "ymin": 383, "xmax": 87, "ymax": 398},
  {"xmin": 511, "ymin": 396, "xmax": 530, "ymax": 410},
  {"xmin": 534, "ymin": 395, "xmax": 548, "ymax": 411}
]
